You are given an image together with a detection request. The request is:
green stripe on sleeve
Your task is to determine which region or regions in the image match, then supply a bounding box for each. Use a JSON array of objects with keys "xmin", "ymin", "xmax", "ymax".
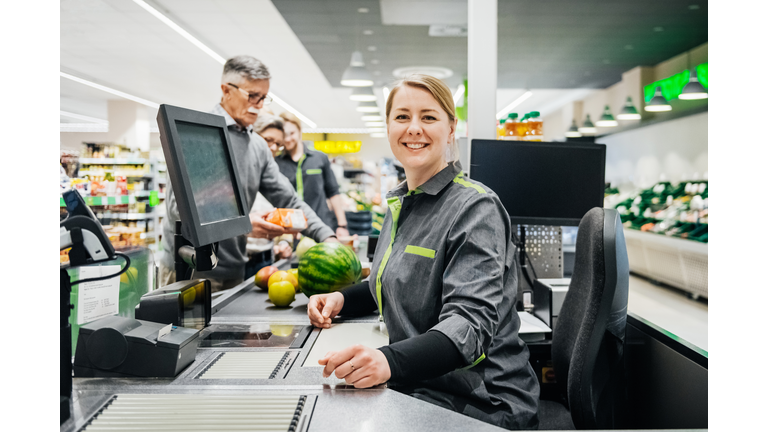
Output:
[
  {"xmin": 453, "ymin": 171, "xmax": 486, "ymax": 194},
  {"xmin": 404, "ymin": 245, "xmax": 435, "ymax": 258},
  {"xmin": 460, "ymin": 352, "xmax": 486, "ymax": 371},
  {"xmin": 296, "ymin": 154, "xmax": 307, "ymax": 200},
  {"xmin": 306, "ymin": 168, "xmax": 322, "ymax": 175}
]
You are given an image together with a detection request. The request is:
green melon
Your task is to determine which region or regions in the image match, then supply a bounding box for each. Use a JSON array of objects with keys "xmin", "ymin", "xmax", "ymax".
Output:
[{"xmin": 298, "ymin": 242, "xmax": 362, "ymax": 297}]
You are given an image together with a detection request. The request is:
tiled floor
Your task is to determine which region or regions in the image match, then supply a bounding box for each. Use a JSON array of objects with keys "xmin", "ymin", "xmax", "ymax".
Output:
[{"xmin": 628, "ymin": 274, "xmax": 708, "ymax": 352}]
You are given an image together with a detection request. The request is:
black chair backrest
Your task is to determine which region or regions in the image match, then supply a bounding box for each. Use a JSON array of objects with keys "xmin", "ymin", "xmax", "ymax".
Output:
[{"xmin": 551, "ymin": 207, "xmax": 629, "ymax": 429}]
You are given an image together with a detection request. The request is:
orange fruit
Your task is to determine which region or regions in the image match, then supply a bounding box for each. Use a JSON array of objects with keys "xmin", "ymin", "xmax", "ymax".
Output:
[{"xmin": 268, "ymin": 270, "xmax": 298, "ymax": 290}]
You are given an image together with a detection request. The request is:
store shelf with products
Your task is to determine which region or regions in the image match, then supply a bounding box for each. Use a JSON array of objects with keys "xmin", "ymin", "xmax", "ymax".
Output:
[{"xmin": 605, "ymin": 180, "xmax": 708, "ymax": 299}]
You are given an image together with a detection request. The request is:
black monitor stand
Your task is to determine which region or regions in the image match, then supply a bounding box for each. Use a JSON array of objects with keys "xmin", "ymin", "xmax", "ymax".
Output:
[{"xmin": 173, "ymin": 220, "xmax": 218, "ymax": 282}]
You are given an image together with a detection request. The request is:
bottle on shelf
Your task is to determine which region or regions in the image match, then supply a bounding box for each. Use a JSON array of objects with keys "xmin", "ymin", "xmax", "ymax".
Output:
[
  {"xmin": 528, "ymin": 111, "xmax": 543, "ymax": 141},
  {"xmin": 505, "ymin": 113, "xmax": 519, "ymax": 140},
  {"xmin": 517, "ymin": 113, "xmax": 529, "ymax": 141},
  {"xmin": 497, "ymin": 118, "xmax": 507, "ymax": 140}
]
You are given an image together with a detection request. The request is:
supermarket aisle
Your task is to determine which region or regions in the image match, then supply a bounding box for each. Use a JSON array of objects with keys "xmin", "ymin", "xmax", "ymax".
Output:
[{"xmin": 628, "ymin": 274, "xmax": 708, "ymax": 352}]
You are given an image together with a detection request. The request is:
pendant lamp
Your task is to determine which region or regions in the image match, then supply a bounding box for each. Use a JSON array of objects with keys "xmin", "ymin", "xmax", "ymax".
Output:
[
  {"xmin": 350, "ymin": 86, "xmax": 377, "ymax": 101},
  {"xmin": 356, "ymin": 101, "xmax": 379, "ymax": 112},
  {"xmin": 595, "ymin": 105, "xmax": 618, "ymax": 127},
  {"xmin": 617, "ymin": 97, "xmax": 641, "ymax": 120},
  {"xmin": 341, "ymin": 51, "xmax": 374, "ymax": 87},
  {"xmin": 678, "ymin": 69, "xmax": 708, "ymax": 100},
  {"xmin": 565, "ymin": 119, "xmax": 582, "ymax": 137},
  {"xmin": 578, "ymin": 114, "xmax": 597, "ymax": 134},
  {"xmin": 644, "ymin": 87, "xmax": 671, "ymax": 112}
]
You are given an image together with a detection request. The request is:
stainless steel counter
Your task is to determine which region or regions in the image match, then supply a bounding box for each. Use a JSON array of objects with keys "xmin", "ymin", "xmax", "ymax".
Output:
[{"xmin": 63, "ymin": 277, "xmax": 705, "ymax": 432}]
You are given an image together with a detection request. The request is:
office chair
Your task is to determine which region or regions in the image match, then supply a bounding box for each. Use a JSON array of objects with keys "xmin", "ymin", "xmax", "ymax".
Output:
[{"xmin": 538, "ymin": 207, "xmax": 629, "ymax": 430}]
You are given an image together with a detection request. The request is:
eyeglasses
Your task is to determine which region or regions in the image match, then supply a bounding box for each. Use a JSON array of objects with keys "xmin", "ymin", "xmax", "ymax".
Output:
[{"xmin": 227, "ymin": 83, "xmax": 272, "ymax": 105}]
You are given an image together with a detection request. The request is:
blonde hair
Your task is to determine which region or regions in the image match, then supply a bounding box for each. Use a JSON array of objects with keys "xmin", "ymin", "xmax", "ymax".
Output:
[
  {"xmin": 279, "ymin": 111, "xmax": 302, "ymax": 134},
  {"xmin": 385, "ymin": 74, "xmax": 459, "ymax": 162}
]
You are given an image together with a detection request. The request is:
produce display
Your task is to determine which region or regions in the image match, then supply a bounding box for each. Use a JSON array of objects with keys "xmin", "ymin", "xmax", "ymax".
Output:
[
  {"xmin": 606, "ymin": 180, "xmax": 708, "ymax": 243},
  {"xmin": 298, "ymin": 243, "xmax": 362, "ymax": 297}
]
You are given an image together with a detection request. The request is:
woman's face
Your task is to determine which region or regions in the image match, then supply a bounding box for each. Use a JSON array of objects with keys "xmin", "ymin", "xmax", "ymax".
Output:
[
  {"xmin": 282, "ymin": 121, "xmax": 301, "ymax": 152},
  {"xmin": 387, "ymin": 85, "xmax": 455, "ymax": 175},
  {"xmin": 259, "ymin": 127, "xmax": 284, "ymax": 157}
]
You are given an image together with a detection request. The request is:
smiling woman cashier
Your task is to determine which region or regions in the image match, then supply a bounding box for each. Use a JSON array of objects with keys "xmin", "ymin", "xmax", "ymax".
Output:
[{"xmin": 306, "ymin": 75, "xmax": 539, "ymax": 429}]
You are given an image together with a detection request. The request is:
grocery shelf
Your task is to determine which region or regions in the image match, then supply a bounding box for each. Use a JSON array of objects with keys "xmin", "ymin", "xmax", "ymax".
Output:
[
  {"xmin": 79, "ymin": 158, "xmax": 147, "ymax": 165},
  {"xmin": 94, "ymin": 212, "xmax": 154, "ymax": 221},
  {"xmin": 59, "ymin": 192, "xmax": 165, "ymax": 207},
  {"xmin": 78, "ymin": 170, "xmax": 151, "ymax": 177}
]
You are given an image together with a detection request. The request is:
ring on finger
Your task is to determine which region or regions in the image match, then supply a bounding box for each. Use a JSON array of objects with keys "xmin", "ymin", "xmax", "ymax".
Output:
[{"xmin": 350, "ymin": 362, "xmax": 355, "ymax": 370}]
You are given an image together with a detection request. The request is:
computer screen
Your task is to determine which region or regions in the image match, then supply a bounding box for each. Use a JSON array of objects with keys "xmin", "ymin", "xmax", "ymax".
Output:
[
  {"xmin": 157, "ymin": 105, "xmax": 252, "ymax": 247},
  {"xmin": 469, "ymin": 140, "xmax": 606, "ymax": 226},
  {"xmin": 175, "ymin": 121, "xmax": 242, "ymax": 225}
]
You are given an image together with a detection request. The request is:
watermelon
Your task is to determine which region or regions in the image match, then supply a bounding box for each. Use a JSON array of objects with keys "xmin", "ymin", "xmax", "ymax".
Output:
[{"xmin": 298, "ymin": 242, "xmax": 362, "ymax": 297}]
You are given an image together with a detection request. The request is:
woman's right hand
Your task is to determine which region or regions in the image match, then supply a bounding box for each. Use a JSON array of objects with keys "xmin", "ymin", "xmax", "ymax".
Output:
[{"xmin": 307, "ymin": 292, "xmax": 345, "ymax": 328}]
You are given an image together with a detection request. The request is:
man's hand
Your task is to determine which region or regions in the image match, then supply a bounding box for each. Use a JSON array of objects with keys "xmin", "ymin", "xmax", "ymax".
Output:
[
  {"xmin": 273, "ymin": 241, "xmax": 292, "ymax": 259},
  {"xmin": 318, "ymin": 345, "xmax": 391, "ymax": 388},
  {"xmin": 307, "ymin": 291, "xmax": 344, "ymax": 328},
  {"xmin": 336, "ymin": 226, "xmax": 350, "ymax": 238},
  {"xmin": 249, "ymin": 214, "xmax": 287, "ymax": 240}
]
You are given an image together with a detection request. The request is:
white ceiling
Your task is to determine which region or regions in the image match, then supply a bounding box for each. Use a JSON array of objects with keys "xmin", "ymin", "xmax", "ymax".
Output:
[{"xmin": 60, "ymin": 0, "xmax": 597, "ymax": 130}]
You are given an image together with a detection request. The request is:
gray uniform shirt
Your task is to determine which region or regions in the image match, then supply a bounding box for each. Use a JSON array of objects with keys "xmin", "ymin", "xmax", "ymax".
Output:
[
  {"xmin": 160, "ymin": 104, "xmax": 335, "ymax": 281},
  {"xmin": 369, "ymin": 161, "xmax": 539, "ymax": 429},
  {"xmin": 274, "ymin": 148, "xmax": 340, "ymax": 229}
]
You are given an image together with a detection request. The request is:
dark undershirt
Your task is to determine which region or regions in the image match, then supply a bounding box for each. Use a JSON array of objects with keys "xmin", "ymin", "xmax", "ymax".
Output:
[{"xmin": 339, "ymin": 282, "xmax": 464, "ymax": 382}]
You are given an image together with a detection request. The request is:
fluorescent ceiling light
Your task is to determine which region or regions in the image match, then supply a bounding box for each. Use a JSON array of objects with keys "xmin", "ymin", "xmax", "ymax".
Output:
[
  {"xmin": 131, "ymin": 0, "xmax": 225, "ymax": 64},
  {"xmin": 370, "ymin": 133, "xmax": 386, "ymax": 138},
  {"xmin": 357, "ymin": 101, "xmax": 380, "ymax": 113},
  {"xmin": 362, "ymin": 115, "xmax": 383, "ymax": 121},
  {"xmin": 60, "ymin": 72, "xmax": 160, "ymax": 108},
  {"xmin": 305, "ymin": 128, "xmax": 375, "ymax": 134},
  {"xmin": 60, "ymin": 110, "xmax": 108, "ymax": 124},
  {"xmin": 453, "ymin": 84, "xmax": 465, "ymax": 105},
  {"xmin": 60, "ymin": 123, "xmax": 110, "ymax": 133},
  {"xmin": 365, "ymin": 122, "xmax": 385, "ymax": 127},
  {"xmin": 132, "ymin": 0, "xmax": 316, "ymax": 128},
  {"xmin": 496, "ymin": 91, "xmax": 532, "ymax": 119},
  {"xmin": 341, "ymin": 52, "xmax": 374, "ymax": 87}
]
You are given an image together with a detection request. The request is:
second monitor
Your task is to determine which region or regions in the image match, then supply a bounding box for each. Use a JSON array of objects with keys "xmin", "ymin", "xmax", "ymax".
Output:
[{"xmin": 468, "ymin": 140, "xmax": 606, "ymax": 226}]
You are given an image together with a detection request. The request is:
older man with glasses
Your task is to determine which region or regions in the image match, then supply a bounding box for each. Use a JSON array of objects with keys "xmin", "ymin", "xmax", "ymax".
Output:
[{"xmin": 159, "ymin": 55, "xmax": 337, "ymax": 291}]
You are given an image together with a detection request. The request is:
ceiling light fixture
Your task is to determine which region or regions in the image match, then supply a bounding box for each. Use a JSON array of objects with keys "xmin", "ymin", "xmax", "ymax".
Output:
[
  {"xmin": 132, "ymin": 0, "xmax": 316, "ymax": 128},
  {"xmin": 370, "ymin": 133, "xmax": 387, "ymax": 138},
  {"xmin": 365, "ymin": 121, "xmax": 385, "ymax": 127},
  {"xmin": 595, "ymin": 105, "xmax": 618, "ymax": 127},
  {"xmin": 60, "ymin": 110, "xmax": 108, "ymax": 124},
  {"xmin": 131, "ymin": 0, "xmax": 225, "ymax": 63},
  {"xmin": 358, "ymin": 8, "xmax": 369, "ymax": 13},
  {"xmin": 350, "ymin": 86, "xmax": 377, "ymax": 102},
  {"xmin": 305, "ymin": 128, "xmax": 373, "ymax": 134},
  {"xmin": 363, "ymin": 30, "xmax": 373, "ymax": 35},
  {"xmin": 578, "ymin": 114, "xmax": 597, "ymax": 134},
  {"xmin": 341, "ymin": 51, "xmax": 374, "ymax": 87},
  {"xmin": 678, "ymin": 69, "xmax": 708, "ymax": 100},
  {"xmin": 496, "ymin": 91, "xmax": 532, "ymax": 120},
  {"xmin": 361, "ymin": 115, "xmax": 383, "ymax": 121},
  {"xmin": 60, "ymin": 72, "xmax": 160, "ymax": 108},
  {"xmin": 453, "ymin": 84, "xmax": 465, "ymax": 105},
  {"xmin": 356, "ymin": 101, "xmax": 379, "ymax": 112},
  {"xmin": 565, "ymin": 120, "xmax": 582, "ymax": 138},
  {"xmin": 367, "ymin": 46, "xmax": 377, "ymax": 51},
  {"xmin": 644, "ymin": 87, "xmax": 672, "ymax": 112},
  {"xmin": 393, "ymin": 66, "xmax": 453, "ymax": 79},
  {"xmin": 617, "ymin": 97, "xmax": 642, "ymax": 120}
]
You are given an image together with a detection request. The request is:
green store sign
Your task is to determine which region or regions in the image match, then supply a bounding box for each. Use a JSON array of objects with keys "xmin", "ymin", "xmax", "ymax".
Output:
[{"xmin": 644, "ymin": 63, "xmax": 708, "ymax": 102}]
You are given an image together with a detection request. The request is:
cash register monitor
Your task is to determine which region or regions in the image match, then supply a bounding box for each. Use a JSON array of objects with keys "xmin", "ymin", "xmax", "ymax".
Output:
[
  {"xmin": 157, "ymin": 104, "xmax": 252, "ymax": 247},
  {"xmin": 469, "ymin": 140, "xmax": 606, "ymax": 226}
]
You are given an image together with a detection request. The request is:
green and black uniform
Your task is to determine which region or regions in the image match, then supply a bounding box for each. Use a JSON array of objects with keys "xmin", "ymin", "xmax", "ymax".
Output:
[
  {"xmin": 275, "ymin": 148, "xmax": 340, "ymax": 230},
  {"xmin": 339, "ymin": 161, "xmax": 539, "ymax": 429}
]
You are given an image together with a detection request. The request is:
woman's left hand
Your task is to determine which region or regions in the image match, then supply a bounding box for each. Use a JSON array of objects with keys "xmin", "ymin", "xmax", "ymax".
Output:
[{"xmin": 318, "ymin": 344, "xmax": 391, "ymax": 388}]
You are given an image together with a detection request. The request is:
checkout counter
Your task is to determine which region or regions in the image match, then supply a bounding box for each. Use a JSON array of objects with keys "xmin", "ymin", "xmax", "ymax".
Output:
[{"xmin": 62, "ymin": 259, "xmax": 708, "ymax": 432}]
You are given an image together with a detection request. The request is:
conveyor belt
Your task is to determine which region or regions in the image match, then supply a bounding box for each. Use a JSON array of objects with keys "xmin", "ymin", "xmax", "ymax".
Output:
[
  {"xmin": 80, "ymin": 393, "xmax": 314, "ymax": 432},
  {"xmin": 197, "ymin": 351, "xmax": 292, "ymax": 380}
]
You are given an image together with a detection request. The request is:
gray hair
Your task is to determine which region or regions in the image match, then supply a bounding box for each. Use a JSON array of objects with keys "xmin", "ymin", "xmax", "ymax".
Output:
[
  {"xmin": 253, "ymin": 114, "xmax": 284, "ymax": 135},
  {"xmin": 221, "ymin": 55, "xmax": 271, "ymax": 85}
]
